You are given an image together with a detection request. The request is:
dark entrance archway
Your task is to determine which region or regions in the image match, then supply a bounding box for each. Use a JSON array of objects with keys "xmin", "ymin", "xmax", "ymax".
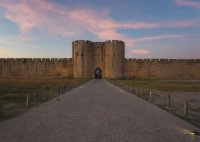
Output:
[{"xmin": 95, "ymin": 68, "xmax": 102, "ymax": 79}]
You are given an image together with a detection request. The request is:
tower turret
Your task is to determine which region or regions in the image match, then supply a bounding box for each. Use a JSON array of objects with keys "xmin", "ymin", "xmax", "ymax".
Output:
[
  {"xmin": 104, "ymin": 40, "xmax": 125, "ymax": 78},
  {"xmin": 72, "ymin": 40, "xmax": 125, "ymax": 79},
  {"xmin": 72, "ymin": 40, "xmax": 94, "ymax": 78}
]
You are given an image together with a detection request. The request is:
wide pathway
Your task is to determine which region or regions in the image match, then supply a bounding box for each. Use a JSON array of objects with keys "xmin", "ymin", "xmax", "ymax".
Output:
[{"xmin": 0, "ymin": 80, "xmax": 199, "ymax": 142}]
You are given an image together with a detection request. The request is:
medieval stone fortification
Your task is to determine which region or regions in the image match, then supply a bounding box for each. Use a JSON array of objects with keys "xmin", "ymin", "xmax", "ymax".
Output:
[{"xmin": 0, "ymin": 40, "xmax": 200, "ymax": 79}]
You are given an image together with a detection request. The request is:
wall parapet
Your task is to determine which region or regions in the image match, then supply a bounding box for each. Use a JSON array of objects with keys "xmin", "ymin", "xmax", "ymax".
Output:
[
  {"xmin": 0, "ymin": 58, "xmax": 72, "ymax": 61},
  {"xmin": 72, "ymin": 40, "xmax": 92, "ymax": 44},
  {"xmin": 0, "ymin": 58, "xmax": 73, "ymax": 79},
  {"xmin": 125, "ymin": 58, "xmax": 200, "ymax": 63},
  {"xmin": 72, "ymin": 40, "xmax": 125, "ymax": 46},
  {"xmin": 104, "ymin": 40, "xmax": 124, "ymax": 43}
]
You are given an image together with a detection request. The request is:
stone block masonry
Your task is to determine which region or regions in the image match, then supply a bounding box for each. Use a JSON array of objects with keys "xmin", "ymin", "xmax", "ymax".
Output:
[
  {"xmin": 124, "ymin": 59, "xmax": 200, "ymax": 79},
  {"xmin": 72, "ymin": 40, "xmax": 125, "ymax": 79},
  {"xmin": 0, "ymin": 58, "xmax": 73, "ymax": 79},
  {"xmin": 0, "ymin": 40, "xmax": 200, "ymax": 79}
]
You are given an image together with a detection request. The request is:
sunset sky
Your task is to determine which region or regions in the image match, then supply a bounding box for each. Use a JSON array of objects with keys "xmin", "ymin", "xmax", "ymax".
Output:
[{"xmin": 0, "ymin": 0, "xmax": 200, "ymax": 58}]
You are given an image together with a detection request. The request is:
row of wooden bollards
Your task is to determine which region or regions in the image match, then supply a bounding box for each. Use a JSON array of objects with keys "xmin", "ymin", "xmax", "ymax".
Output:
[
  {"xmin": 113, "ymin": 81, "xmax": 172, "ymax": 107},
  {"xmin": 25, "ymin": 86, "xmax": 66, "ymax": 107},
  {"xmin": 124, "ymin": 85, "xmax": 172, "ymax": 107},
  {"xmin": 0, "ymin": 80, "xmax": 88, "ymax": 116},
  {"xmin": 183, "ymin": 100, "xmax": 199, "ymax": 117},
  {"xmin": 25, "ymin": 81, "xmax": 85, "ymax": 107},
  {"xmin": 0, "ymin": 100, "xmax": 2, "ymax": 116},
  {"xmin": 110, "ymin": 80, "xmax": 198, "ymax": 117}
]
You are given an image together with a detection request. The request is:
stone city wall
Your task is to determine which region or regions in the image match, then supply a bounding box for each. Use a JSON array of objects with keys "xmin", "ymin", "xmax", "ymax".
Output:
[
  {"xmin": 1, "ymin": 58, "xmax": 199, "ymax": 80},
  {"xmin": 124, "ymin": 59, "xmax": 200, "ymax": 79},
  {"xmin": 0, "ymin": 58, "xmax": 73, "ymax": 79}
]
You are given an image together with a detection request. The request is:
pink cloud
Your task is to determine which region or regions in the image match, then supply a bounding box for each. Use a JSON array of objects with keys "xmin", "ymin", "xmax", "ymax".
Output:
[
  {"xmin": 133, "ymin": 34, "xmax": 185, "ymax": 42},
  {"xmin": 121, "ymin": 19, "xmax": 200, "ymax": 29},
  {"xmin": 130, "ymin": 49, "xmax": 151, "ymax": 55},
  {"xmin": 0, "ymin": 0, "xmax": 199, "ymax": 47},
  {"xmin": 176, "ymin": 0, "xmax": 200, "ymax": 8},
  {"xmin": 0, "ymin": 0, "xmax": 134, "ymax": 45},
  {"xmin": 0, "ymin": 38, "xmax": 42, "ymax": 48}
]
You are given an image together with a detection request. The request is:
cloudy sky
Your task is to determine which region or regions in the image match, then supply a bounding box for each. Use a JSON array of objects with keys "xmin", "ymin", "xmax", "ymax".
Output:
[{"xmin": 0, "ymin": 0, "xmax": 200, "ymax": 58}]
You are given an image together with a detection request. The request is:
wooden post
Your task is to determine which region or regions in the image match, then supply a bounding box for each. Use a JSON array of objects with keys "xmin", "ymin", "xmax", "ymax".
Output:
[
  {"xmin": 64, "ymin": 86, "xmax": 66, "ymax": 92},
  {"xmin": 57, "ymin": 87, "xmax": 60, "ymax": 94},
  {"xmin": 136, "ymin": 89, "xmax": 138, "ymax": 95},
  {"xmin": 43, "ymin": 89, "xmax": 47, "ymax": 100},
  {"xmin": 51, "ymin": 88, "xmax": 54, "ymax": 96},
  {"xmin": 46, "ymin": 89, "xmax": 49, "ymax": 99},
  {"xmin": 167, "ymin": 94, "xmax": 171, "ymax": 107},
  {"xmin": 59, "ymin": 87, "xmax": 61, "ymax": 94},
  {"xmin": 61, "ymin": 86, "xmax": 63, "ymax": 94},
  {"xmin": 26, "ymin": 94, "xmax": 30, "ymax": 107},
  {"xmin": 184, "ymin": 101, "xmax": 189, "ymax": 116},
  {"xmin": 0, "ymin": 101, "xmax": 2, "ymax": 116},
  {"xmin": 63, "ymin": 85, "xmax": 66, "ymax": 93},
  {"xmin": 149, "ymin": 91, "xmax": 152, "ymax": 102},
  {"xmin": 34, "ymin": 92, "xmax": 37, "ymax": 103}
]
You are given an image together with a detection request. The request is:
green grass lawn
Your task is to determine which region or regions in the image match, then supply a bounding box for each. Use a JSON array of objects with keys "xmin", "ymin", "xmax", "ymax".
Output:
[
  {"xmin": 0, "ymin": 78, "xmax": 88, "ymax": 121},
  {"xmin": 112, "ymin": 79, "xmax": 200, "ymax": 92},
  {"xmin": 111, "ymin": 79, "xmax": 200, "ymax": 128}
]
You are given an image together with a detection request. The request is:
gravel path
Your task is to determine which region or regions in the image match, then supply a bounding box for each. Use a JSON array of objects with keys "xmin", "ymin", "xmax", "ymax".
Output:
[{"xmin": 0, "ymin": 79, "xmax": 199, "ymax": 142}]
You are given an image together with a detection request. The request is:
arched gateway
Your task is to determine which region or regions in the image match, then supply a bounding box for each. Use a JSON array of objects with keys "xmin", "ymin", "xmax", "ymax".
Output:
[
  {"xmin": 95, "ymin": 68, "xmax": 102, "ymax": 79},
  {"xmin": 72, "ymin": 40, "xmax": 125, "ymax": 79}
]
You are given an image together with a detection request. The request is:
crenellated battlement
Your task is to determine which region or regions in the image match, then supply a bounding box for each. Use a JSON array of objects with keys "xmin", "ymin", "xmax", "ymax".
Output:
[
  {"xmin": 72, "ymin": 40, "xmax": 124, "ymax": 47},
  {"xmin": 124, "ymin": 58, "xmax": 200, "ymax": 79},
  {"xmin": 72, "ymin": 40, "xmax": 92, "ymax": 45},
  {"xmin": 125, "ymin": 58, "xmax": 200, "ymax": 63},
  {"xmin": 1, "ymin": 40, "xmax": 199, "ymax": 80},
  {"xmin": 104, "ymin": 40, "xmax": 124, "ymax": 43},
  {"xmin": 0, "ymin": 58, "xmax": 72, "ymax": 62},
  {"xmin": 0, "ymin": 58, "xmax": 73, "ymax": 79},
  {"xmin": 104, "ymin": 40, "xmax": 124, "ymax": 47}
]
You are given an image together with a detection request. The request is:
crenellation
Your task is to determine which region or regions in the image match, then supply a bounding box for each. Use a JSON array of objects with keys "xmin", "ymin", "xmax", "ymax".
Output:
[
  {"xmin": 137, "ymin": 59, "xmax": 145, "ymax": 63},
  {"xmin": 150, "ymin": 59, "xmax": 158, "ymax": 62},
  {"xmin": 104, "ymin": 40, "xmax": 124, "ymax": 43},
  {"xmin": 168, "ymin": 59, "xmax": 177, "ymax": 62},
  {"xmin": 159, "ymin": 59, "xmax": 168, "ymax": 62},
  {"xmin": 195, "ymin": 59, "xmax": 200, "ymax": 63},
  {"xmin": 186, "ymin": 59, "xmax": 195, "ymax": 62},
  {"xmin": 72, "ymin": 40, "xmax": 92, "ymax": 44},
  {"xmin": 143, "ymin": 59, "xmax": 151, "ymax": 62},
  {"xmin": 0, "ymin": 57, "xmax": 73, "ymax": 79},
  {"xmin": 0, "ymin": 39, "xmax": 199, "ymax": 79}
]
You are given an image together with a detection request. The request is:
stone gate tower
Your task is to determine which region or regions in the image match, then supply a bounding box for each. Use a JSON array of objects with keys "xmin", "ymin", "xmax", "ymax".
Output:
[{"xmin": 72, "ymin": 40, "xmax": 125, "ymax": 79}]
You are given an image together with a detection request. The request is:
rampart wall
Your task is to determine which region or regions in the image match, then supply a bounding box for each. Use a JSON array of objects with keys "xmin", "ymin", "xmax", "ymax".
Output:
[
  {"xmin": 72, "ymin": 40, "xmax": 94, "ymax": 78},
  {"xmin": 1, "ymin": 58, "xmax": 199, "ymax": 80},
  {"xmin": 0, "ymin": 58, "xmax": 73, "ymax": 79},
  {"xmin": 104, "ymin": 40, "xmax": 124, "ymax": 78},
  {"xmin": 124, "ymin": 59, "xmax": 200, "ymax": 79}
]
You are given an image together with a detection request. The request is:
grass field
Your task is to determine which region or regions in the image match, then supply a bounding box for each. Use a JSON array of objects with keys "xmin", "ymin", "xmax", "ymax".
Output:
[
  {"xmin": 112, "ymin": 79, "xmax": 200, "ymax": 92},
  {"xmin": 0, "ymin": 79, "xmax": 83, "ymax": 94},
  {"xmin": 110, "ymin": 79, "xmax": 200, "ymax": 128},
  {"xmin": 0, "ymin": 79, "xmax": 88, "ymax": 121}
]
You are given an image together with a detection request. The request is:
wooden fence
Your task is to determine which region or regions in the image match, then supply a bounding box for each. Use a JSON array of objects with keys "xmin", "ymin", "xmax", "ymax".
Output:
[
  {"xmin": 0, "ymin": 79, "xmax": 88, "ymax": 116},
  {"xmin": 109, "ymin": 80, "xmax": 200, "ymax": 118}
]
